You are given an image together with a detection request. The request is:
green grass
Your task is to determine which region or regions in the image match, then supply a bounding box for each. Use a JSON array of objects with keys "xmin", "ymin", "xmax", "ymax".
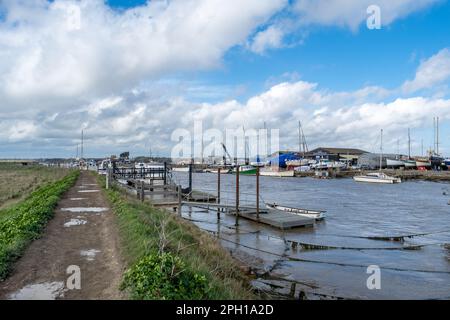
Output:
[
  {"xmin": 0, "ymin": 170, "xmax": 79, "ymax": 280},
  {"xmin": 98, "ymin": 175, "xmax": 255, "ymax": 300},
  {"xmin": 0, "ymin": 163, "xmax": 70, "ymax": 210}
]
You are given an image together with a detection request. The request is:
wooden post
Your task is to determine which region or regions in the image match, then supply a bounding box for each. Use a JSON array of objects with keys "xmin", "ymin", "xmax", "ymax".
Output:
[
  {"xmin": 106, "ymin": 170, "xmax": 110, "ymax": 189},
  {"xmin": 217, "ymin": 168, "xmax": 221, "ymax": 220},
  {"xmin": 235, "ymin": 165, "xmax": 240, "ymax": 226},
  {"xmin": 177, "ymin": 185, "xmax": 182, "ymax": 215},
  {"xmin": 256, "ymin": 166, "xmax": 260, "ymax": 220},
  {"xmin": 188, "ymin": 163, "xmax": 193, "ymax": 193},
  {"xmin": 140, "ymin": 181, "xmax": 145, "ymax": 202},
  {"xmin": 164, "ymin": 162, "xmax": 167, "ymax": 185}
]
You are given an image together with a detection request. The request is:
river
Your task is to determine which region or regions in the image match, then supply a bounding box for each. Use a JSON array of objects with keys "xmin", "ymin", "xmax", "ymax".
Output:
[{"xmin": 172, "ymin": 172, "xmax": 450, "ymax": 299}]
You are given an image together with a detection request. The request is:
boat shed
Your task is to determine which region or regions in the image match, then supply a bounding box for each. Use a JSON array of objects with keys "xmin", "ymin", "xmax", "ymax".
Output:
[
  {"xmin": 357, "ymin": 153, "xmax": 400, "ymax": 169},
  {"xmin": 305, "ymin": 147, "xmax": 368, "ymax": 164}
]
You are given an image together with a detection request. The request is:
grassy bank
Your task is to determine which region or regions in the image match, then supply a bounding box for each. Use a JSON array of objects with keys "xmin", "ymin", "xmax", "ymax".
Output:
[
  {"xmin": 0, "ymin": 170, "xmax": 79, "ymax": 280},
  {"xmin": 0, "ymin": 164, "xmax": 70, "ymax": 210},
  {"xmin": 98, "ymin": 175, "xmax": 255, "ymax": 300}
]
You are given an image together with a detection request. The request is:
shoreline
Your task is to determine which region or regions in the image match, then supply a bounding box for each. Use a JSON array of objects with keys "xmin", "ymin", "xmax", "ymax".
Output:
[{"xmin": 294, "ymin": 169, "xmax": 450, "ymax": 182}]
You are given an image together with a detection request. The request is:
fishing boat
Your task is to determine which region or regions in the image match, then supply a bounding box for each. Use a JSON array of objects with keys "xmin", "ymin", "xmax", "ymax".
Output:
[
  {"xmin": 172, "ymin": 166, "xmax": 190, "ymax": 172},
  {"xmin": 354, "ymin": 129, "xmax": 402, "ymax": 184},
  {"xmin": 353, "ymin": 172, "xmax": 402, "ymax": 184},
  {"xmin": 265, "ymin": 203, "xmax": 326, "ymax": 220},
  {"xmin": 231, "ymin": 165, "xmax": 257, "ymax": 175}
]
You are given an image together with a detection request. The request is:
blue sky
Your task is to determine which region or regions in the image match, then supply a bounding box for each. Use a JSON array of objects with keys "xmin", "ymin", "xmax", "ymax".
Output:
[
  {"xmin": 0, "ymin": 0, "xmax": 449, "ymax": 158},
  {"xmin": 108, "ymin": 0, "xmax": 450, "ymax": 98}
]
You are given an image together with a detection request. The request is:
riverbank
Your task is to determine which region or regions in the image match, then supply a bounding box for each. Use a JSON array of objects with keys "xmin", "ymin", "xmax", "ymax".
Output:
[
  {"xmin": 97, "ymin": 175, "xmax": 256, "ymax": 300},
  {"xmin": 295, "ymin": 169, "xmax": 450, "ymax": 182},
  {"xmin": 0, "ymin": 171, "xmax": 79, "ymax": 281}
]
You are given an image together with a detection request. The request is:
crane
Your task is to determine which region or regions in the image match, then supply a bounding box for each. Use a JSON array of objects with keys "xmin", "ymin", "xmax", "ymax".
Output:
[{"xmin": 221, "ymin": 143, "xmax": 233, "ymax": 166}]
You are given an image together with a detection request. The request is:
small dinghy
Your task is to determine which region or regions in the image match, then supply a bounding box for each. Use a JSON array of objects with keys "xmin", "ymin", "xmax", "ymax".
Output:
[{"xmin": 265, "ymin": 203, "xmax": 326, "ymax": 220}]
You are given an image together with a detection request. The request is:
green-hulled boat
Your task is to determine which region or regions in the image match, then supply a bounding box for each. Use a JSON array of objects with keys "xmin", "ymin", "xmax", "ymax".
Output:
[{"xmin": 231, "ymin": 165, "xmax": 257, "ymax": 175}]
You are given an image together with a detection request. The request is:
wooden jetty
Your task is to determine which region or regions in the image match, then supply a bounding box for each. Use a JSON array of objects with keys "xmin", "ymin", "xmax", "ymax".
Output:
[
  {"xmin": 182, "ymin": 202, "xmax": 315, "ymax": 229},
  {"xmin": 229, "ymin": 208, "xmax": 314, "ymax": 229},
  {"xmin": 107, "ymin": 164, "xmax": 317, "ymax": 229}
]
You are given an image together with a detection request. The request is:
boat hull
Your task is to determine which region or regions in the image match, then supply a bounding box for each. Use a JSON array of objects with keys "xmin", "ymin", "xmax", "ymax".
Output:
[
  {"xmin": 386, "ymin": 159, "xmax": 405, "ymax": 167},
  {"xmin": 260, "ymin": 170, "xmax": 295, "ymax": 177},
  {"xmin": 266, "ymin": 203, "xmax": 326, "ymax": 220},
  {"xmin": 415, "ymin": 161, "xmax": 431, "ymax": 168}
]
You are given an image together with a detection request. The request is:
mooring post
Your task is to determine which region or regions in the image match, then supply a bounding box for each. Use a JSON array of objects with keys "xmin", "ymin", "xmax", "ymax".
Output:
[
  {"xmin": 188, "ymin": 162, "xmax": 193, "ymax": 194},
  {"xmin": 163, "ymin": 162, "xmax": 167, "ymax": 185},
  {"xmin": 256, "ymin": 166, "xmax": 260, "ymax": 220},
  {"xmin": 177, "ymin": 185, "xmax": 182, "ymax": 215},
  {"xmin": 235, "ymin": 165, "xmax": 240, "ymax": 226},
  {"xmin": 217, "ymin": 168, "xmax": 221, "ymax": 220}
]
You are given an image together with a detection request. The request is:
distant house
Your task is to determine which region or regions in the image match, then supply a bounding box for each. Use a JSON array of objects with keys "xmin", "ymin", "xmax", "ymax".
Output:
[{"xmin": 305, "ymin": 147, "xmax": 369, "ymax": 164}]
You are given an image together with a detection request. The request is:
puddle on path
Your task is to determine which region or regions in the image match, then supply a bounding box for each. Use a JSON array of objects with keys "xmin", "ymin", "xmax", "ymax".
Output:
[
  {"xmin": 64, "ymin": 219, "xmax": 87, "ymax": 227},
  {"xmin": 80, "ymin": 249, "xmax": 101, "ymax": 261},
  {"xmin": 78, "ymin": 190, "xmax": 100, "ymax": 193},
  {"xmin": 9, "ymin": 282, "xmax": 65, "ymax": 300},
  {"xmin": 69, "ymin": 198, "xmax": 87, "ymax": 201},
  {"xmin": 61, "ymin": 207, "xmax": 108, "ymax": 213}
]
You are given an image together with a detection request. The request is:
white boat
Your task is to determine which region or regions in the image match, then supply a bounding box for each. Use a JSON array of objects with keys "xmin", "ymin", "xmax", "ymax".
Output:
[
  {"xmin": 285, "ymin": 159, "xmax": 310, "ymax": 167},
  {"xmin": 415, "ymin": 158, "xmax": 431, "ymax": 168},
  {"xmin": 386, "ymin": 159, "xmax": 405, "ymax": 167},
  {"xmin": 353, "ymin": 172, "xmax": 402, "ymax": 184},
  {"xmin": 354, "ymin": 130, "xmax": 402, "ymax": 184},
  {"xmin": 209, "ymin": 168, "xmax": 231, "ymax": 174},
  {"xmin": 172, "ymin": 167, "xmax": 190, "ymax": 172},
  {"xmin": 266, "ymin": 203, "xmax": 326, "ymax": 220},
  {"xmin": 311, "ymin": 159, "xmax": 346, "ymax": 170},
  {"xmin": 260, "ymin": 169, "xmax": 295, "ymax": 177}
]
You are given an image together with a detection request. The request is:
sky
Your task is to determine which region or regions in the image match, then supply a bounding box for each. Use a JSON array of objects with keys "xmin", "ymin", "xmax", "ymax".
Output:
[{"xmin": 0, "ymin": 0, "xmax": 449, "ymax": 159}]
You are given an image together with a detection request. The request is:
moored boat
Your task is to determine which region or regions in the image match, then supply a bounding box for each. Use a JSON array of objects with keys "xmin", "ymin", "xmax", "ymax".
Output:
[
  {"xmin": 353, "ymin": 172, "xmax": 401, "ymax": 184},
  {"xmin": 231, "ymin": 165, "xmax": 257, "ymax": 175},
  {"xmin": 260, "ymin": 169, "xmax": 295, "ymax": 177},
  {"xmin": 266, "ymin": 203, "xmax": 326, "ymax": 220}
]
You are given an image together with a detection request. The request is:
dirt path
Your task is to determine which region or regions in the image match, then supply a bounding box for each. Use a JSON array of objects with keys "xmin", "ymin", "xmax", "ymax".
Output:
[{"xmin": 0, "ymin": 171, "xmax": 125, "ymax": 300}]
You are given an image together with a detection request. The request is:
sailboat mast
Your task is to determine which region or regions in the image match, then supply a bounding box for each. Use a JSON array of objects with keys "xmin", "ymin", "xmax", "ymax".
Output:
[
  {"xmin": 380, "ymin": 129, "xmax": 383, "ymax": 170},
  {"xmin": 408, "ymin": 128, "xmax": 411, "ymax": 159},
  {"xmin": 81, "ymin": 130, "xmax": 84, "ymax": 160},
  {"xmin": 437, "ymin": 116, "xmax": 439, "ymax": 155}
]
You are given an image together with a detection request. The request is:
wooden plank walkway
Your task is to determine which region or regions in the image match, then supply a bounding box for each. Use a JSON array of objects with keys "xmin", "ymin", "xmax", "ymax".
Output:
[{"xmin": 228, "ymin": 209, "xmax": 315, "ymax": 229}]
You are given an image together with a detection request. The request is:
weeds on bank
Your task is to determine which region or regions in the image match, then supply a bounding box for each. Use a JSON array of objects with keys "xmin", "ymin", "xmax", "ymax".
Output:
[
  {"xmin": 98, "ymin": 175, "xmax": 254, "ymax": 300},
  {"xmin": 0, "ymin": 171, "xmax": 79, "ymax": 280}
]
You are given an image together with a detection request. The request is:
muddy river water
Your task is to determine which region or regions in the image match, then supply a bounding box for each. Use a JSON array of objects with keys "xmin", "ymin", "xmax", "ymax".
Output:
[{"xmin": 173, "ymin": 172, "xmax": 450, "ymax": 299}]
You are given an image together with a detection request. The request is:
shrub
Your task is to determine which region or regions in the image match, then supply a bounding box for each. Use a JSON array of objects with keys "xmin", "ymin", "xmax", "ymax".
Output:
[{"xmin": 121, "ymin": 252, "xmax": 209, "ymax": 300}]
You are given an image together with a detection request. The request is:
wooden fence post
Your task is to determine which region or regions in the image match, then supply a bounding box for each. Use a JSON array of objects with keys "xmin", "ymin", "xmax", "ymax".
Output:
[
  {"xmin": 235, "ymin": 165, "xmax": 240, "ymax": 226},
  {"xmin": 178, "ymin": 185, "xmax": 182, "ymax": 216},
  {"xmin": 217, "ymin": 168, "xmax": 221, "ymax": 220},
  {"xmin": 256, "ymin": 166, "xmax": 260, "ymax": 220}
]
